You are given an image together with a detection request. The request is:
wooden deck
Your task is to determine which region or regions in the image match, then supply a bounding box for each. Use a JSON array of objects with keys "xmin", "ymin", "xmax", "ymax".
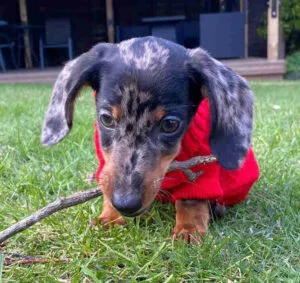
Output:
[
  {"xmin": 0, "ymin": 58, "xmax": 285, "ymax": 84},
  {"xmin": 222, "ymin": 58, "xmax": 286, "ymax": 80}
]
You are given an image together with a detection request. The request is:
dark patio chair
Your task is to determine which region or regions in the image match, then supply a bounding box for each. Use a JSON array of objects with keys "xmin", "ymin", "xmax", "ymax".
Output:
[
  {"xmin": 39, "ymin": 18, "xmax": 73, "ymax": 68},
  {"xmin": 0, "ymin": 33, "xmax": 16, "ymax": 71},
  {"xmin": 0, "ymin": 20, "xmax": 8, "ymax": 26},
  {"xmin": 16, "ymin": 27, "xmax": 41, "ymax": 68},
  {"xmin": 142, "ymin": 16, "xmax": 185, "ymax": 43}
]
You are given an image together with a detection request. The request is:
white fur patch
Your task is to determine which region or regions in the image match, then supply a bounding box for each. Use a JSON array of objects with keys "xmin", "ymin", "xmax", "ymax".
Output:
[
  {"xmin": 41, "ymin": 58, "xmax": 79, "ymax": 145},
  {"xmin": 119, "ymin": 38, "xmax": 169, "ymax": 70}
]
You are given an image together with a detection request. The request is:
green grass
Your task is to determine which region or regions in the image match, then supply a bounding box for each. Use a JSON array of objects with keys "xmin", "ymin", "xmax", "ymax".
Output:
[
  {"xmin": 0, "ymin": 82, "xmax": 299, "ymax": 282},
  {"xmin": 286, "ymin": 52, "xmax": 300, "ymax": 73},
  {"xmin": 285, "ymin": 52, "xmax": 300, "ymax": 80}
]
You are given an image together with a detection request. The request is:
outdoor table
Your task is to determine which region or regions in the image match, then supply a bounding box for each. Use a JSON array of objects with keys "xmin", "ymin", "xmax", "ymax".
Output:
[{"xmin": 141, "ymin": 15, "xmax": 185, "ymax": 43}]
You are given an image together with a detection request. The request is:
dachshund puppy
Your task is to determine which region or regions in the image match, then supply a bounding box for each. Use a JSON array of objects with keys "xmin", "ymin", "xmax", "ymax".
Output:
[{"xmin": 41, "ymin": 37, "xmax": 256, "ymax": 243}]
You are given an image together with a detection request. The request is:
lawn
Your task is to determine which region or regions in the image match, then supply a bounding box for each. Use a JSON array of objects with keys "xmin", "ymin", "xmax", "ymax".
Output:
[{"xmin": 0, "ymin": 82, "xmax": 299, "ymax": 282}]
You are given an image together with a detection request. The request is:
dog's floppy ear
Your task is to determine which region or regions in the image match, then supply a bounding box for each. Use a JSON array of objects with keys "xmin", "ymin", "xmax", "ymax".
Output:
[
  {"xmin": 187, "ymin": 48, "xmax": 254, "ymax": 170},
  {"xmin": 41, "ymin": 44, "xmax": 111, "ymax": 146}
]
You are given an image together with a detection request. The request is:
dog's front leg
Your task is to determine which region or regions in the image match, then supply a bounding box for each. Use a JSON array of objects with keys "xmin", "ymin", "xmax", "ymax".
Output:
[
  {"xmin": 97, "ymin": 193, "xmax": 126, "ymax": 227},
  {"xmin": 171, "ymin": 199, "xmax": 210, "ymax": 244}
]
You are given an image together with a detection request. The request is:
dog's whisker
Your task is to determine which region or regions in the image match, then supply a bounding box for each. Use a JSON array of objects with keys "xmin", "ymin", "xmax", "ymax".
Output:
[
  {"xmin": 147, "ymin": 177, "xmax": 174, "ymax": 202},
  {"xmin": 157, "ymin": 189, "xmax": 174, "ymax": 201}
]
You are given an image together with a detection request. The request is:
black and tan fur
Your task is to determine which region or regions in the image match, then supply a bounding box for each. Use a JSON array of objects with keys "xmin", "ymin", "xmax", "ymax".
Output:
[{"xmin": 41, "ymin": 37, "xmax": 253, "ymax": 241}]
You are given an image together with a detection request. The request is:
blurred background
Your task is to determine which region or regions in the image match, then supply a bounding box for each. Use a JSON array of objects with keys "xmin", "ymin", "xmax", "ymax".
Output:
[{"xmin": 0, "ymin": 0, "xmax": 299, "ymax": 81}]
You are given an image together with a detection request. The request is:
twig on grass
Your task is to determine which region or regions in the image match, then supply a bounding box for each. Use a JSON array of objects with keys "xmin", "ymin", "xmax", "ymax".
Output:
[
  {"xmin": 0, "ymin": 155, "xmax": 216, "ymax": 244},
  {"xmin": 167, "ymin": 155, "xmax": 217, "ymax": 181},
  {"xmin": 3, "ymin": 256, "xmax": 72, "ymax": 265},
  {"xmin": 2, "ymin": 251, "xmax": 72, "ymax": 265},
  {"xmin": 0, "ymin": 187, "xmax": 102, "ymax": 244}
]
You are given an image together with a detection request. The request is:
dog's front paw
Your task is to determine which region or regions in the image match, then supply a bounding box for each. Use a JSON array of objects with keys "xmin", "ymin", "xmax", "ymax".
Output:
[
  {"xmin": 98, "ymin": 212, "xmax": 126, "ymax": 228},
  {"xmin": 91, "ymin": 197, "xmax": 126, "ymax": 228},
  {"xmin": 171, "ymin": 199, "xmax": 210, "ymax": 244},
  {"xmin": 171, "ymin": 224, "xmax": 206, "ymax": 244},
  {"xmin": 91, "ymin": 212, "xmax": 126, "ymax": 228}
]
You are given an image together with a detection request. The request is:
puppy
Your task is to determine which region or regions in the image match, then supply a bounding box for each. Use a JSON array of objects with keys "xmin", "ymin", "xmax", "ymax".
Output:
[{"xmin": 41, "ymin": 37, "xmax": 258, "ymax": 243}]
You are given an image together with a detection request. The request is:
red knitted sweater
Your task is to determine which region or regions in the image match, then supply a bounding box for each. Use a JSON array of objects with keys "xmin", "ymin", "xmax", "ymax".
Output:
[{"xmin": 94, "ymin": 98, "xmax": 259, "ymax": 206}]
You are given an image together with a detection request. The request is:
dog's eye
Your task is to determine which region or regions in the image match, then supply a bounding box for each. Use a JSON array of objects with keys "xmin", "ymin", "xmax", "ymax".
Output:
[
  {"xmin": 100, "ymin": 114, "xmax": 115, "ymax": 128},
  {"xmin": 160, "ymin": 117, "xmax": 180, "ymax": 133}
]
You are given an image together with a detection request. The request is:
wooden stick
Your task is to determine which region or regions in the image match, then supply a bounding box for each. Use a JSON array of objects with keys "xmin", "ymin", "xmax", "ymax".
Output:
[
  {"xmin": 167, "ymin": 155, "xmax": 217, "ymax": 181},
  {"xmin": 0, "ymin": 155, "xmax": 216, "ymax": 244},
  {"xmin": 0, "ymin": 188, "xmax": 102, "ymax": 244},
  {"xmin": 1, "ymin": 250, "xmax": 72, "ymax": 265},
  {"xmin": 4, "ymin": 256, "xmax": 72, "ymax": 265}
]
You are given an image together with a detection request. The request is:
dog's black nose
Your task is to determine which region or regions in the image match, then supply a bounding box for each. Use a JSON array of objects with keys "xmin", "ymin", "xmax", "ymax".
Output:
[{"xmin": 112, "ymin": 193, "xmax": 142, "ymax": 216}]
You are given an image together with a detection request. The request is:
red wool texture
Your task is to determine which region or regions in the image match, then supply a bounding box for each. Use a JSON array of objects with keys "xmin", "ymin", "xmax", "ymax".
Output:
[{"xmin": 94, "ymin": 96, "xmax": 259, "ymax": 206}]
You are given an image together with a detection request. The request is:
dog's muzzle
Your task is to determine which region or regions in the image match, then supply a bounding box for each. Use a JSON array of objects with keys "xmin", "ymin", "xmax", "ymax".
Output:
[{"xmin": 112, "ymin": 192, "xmax": 143, "ymax": 216}]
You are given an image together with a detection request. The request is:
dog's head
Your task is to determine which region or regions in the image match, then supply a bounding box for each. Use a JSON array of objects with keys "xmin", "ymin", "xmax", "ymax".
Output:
[{"xmin": 41, "ymin": 37, "xmax": 253, "ymax": 216}]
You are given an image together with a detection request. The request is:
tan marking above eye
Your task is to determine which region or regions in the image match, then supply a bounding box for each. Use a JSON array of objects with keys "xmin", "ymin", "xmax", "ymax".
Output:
[
  {"xmin": 154, "ymin": 106, "xmax": 166, "ymax": 121},
  {"xmin": 111, "ymin": 105, "xmax": 120, "ymax": 120}
]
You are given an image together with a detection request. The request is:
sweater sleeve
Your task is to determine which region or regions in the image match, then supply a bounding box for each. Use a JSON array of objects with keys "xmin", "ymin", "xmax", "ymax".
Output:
[
  {"xmin": 94, "ymin": 121, "xmax": 106, "ymax": 183},
  {"xmin": 160, "ymin": 98, "xmax": 259, "ymax": 205}
]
